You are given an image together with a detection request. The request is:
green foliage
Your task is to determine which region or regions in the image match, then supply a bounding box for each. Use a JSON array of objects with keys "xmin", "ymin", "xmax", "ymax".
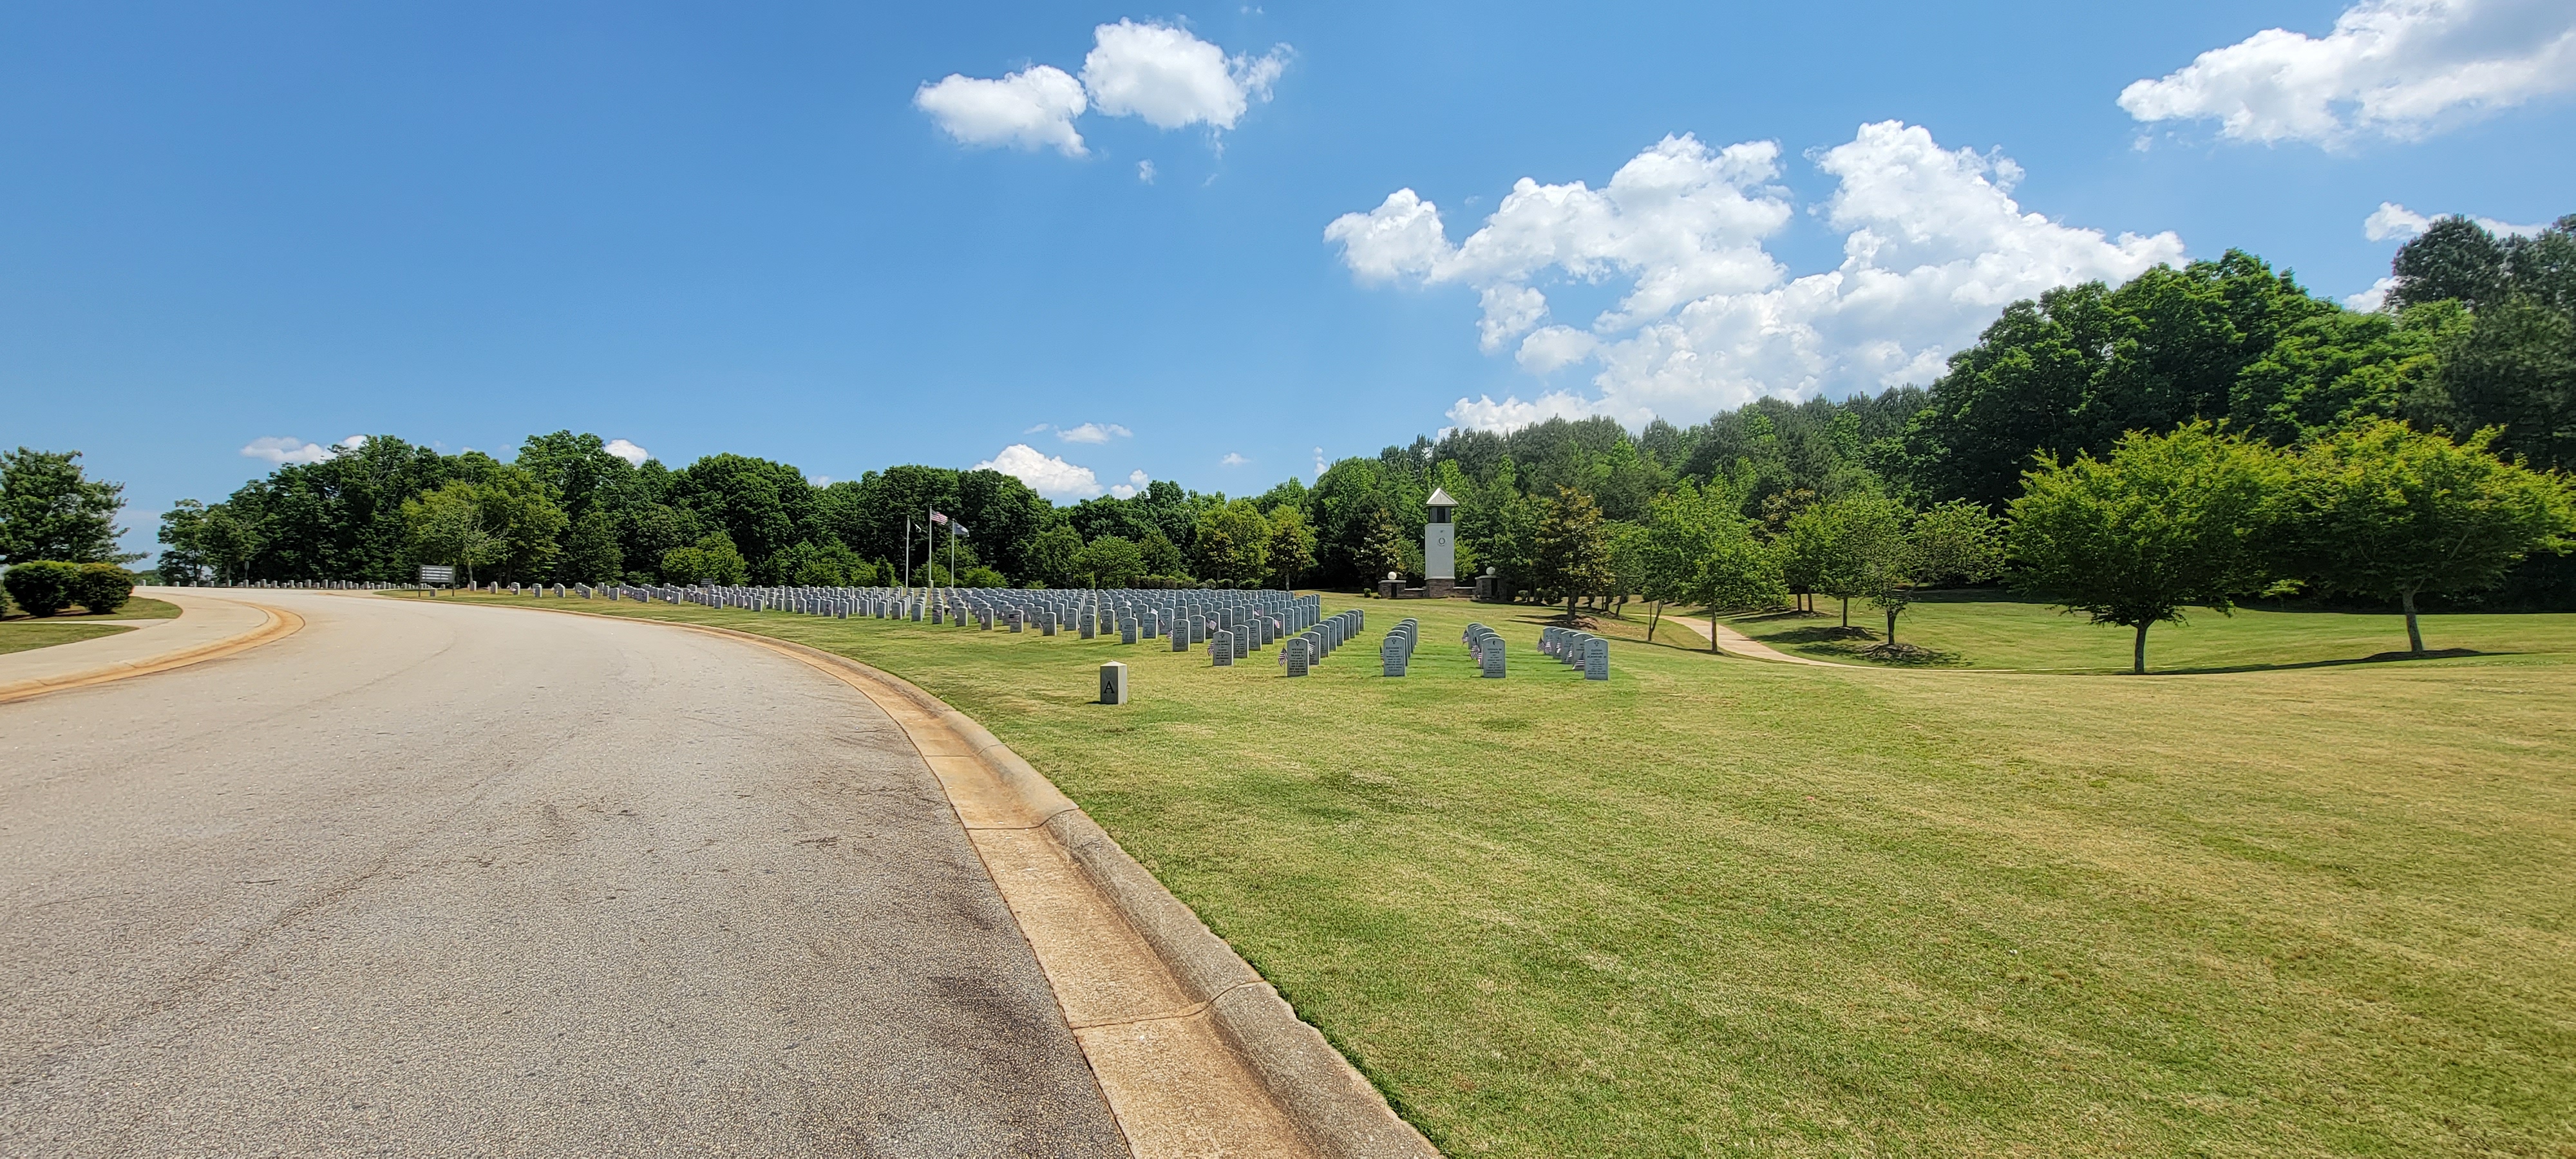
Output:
[
  {"xmin": 1531, "ymin": 486, "xmax": 1615, "ymax": 613},
  {"xmin": 1867, "ymin": 500, "xmax": 2006, "ymax": 644},
  {"xmin": 2, "ymin": 560, "xmax": 80, "ymax": 616},
  {"xmin": 2437, "ymin": 296, "xmax": 2576, "ymax": 471},
  {"xmin": 556, "ymin": 508, "xmax": 625, "ymax": 584},
  {"xmin": 402, "ymin": 482, "xmax": 504, "ymax": 583},
  {"xmin": 1137, "ymin": 529, "xmax": 1186, "ymax": 578},
  {"xmin": 1070, "ymin": 534, "xmax": 1148, "ymax": 588},
  {"xmin": 1193, "ymin": 499, "xmax": 1273, "ymax": 585},
  {"xmin": 659, "ymin": 533, "xmax": 749, "ymax": 585},
  {"xmin": 71, "ymin": 563, "xmax": 135, "ymax": 614},
  {"xmin": 1025, "ymin": 523, "xmax": 1083, "ymax": 589},
  {"xmin": 668, "ymin": 453, "xmax": 813, "ymax": 581},
  {"xmin": 2007, "ymin": 422, "xmax": 2287, "ymax": 673},
  {"xmin": 2389, "ymin": 216, "xmax": 2511, "ymax": 312},
  {"xmin": 155, "ymin": 499, "xmax": 211, "ymax": 585},
  {"xmin": 515, "ymin": 430, "xmax": 641, "ymax": 522},
  {"xmin": 772, "ymin": 540, "xmax": 872, "ymax": 587},
  {"xmin": 218, "ymin": 435, "xmax": 450, "ymax": 582},
  {"xmin": 1902, "ymin": 252, "xmax": 2333, "ymax": 509},
  {"xmin": 1264, "ymin": 507, "xmax": 1317, "ymax": 589},
  {"xmin": 0, "ymin": 448, "xmax": 126, "ymax": 564},
  {"xmin": 2278, "ymin": 420, "xmax": 2576, "ymax": 652},
  {"xmin": 2229, "ymin": 305, "xmax": 2460, "ymax": 444}
]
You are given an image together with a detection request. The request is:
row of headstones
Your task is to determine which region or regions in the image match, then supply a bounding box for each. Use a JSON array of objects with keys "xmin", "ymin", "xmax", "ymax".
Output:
[
  {"xmin": 601, "ymin": 584, "xmax": 1333, "ymax": 655},
  {"xmin": 233, "ymin": 580, "xmax": 369, "ymax": 589},
  {"xmin": 1379, "ymin": 618, "xmax": 1419, "ymax": 677},
  {"xmin": 1277, "ymin": 609, "xmax": 1367, "ymax": 676},
  {"xmin": 1463, "ymin": 623, "xmax": 1509, "ymax": 679},
  {"xmin": 1541, "ymin": 626, "xmax": 1613, "ymax": 681}
]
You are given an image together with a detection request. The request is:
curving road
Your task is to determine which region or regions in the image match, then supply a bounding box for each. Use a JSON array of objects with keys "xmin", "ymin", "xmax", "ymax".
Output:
[{"xmin": 0, "ymin": 591, "xmax": 1126, "ymax": 1156}]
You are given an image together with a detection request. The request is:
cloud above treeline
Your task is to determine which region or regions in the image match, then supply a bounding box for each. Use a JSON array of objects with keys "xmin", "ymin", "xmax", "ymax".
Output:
[
  {"xmin": 915, "ymin": 19, "xmax": 1288, "ymax": 157},
  {"xmin": 241, "ymin": 434, "xmax": 365, "ymax": 465},
  {"xmin": 2120, "ymin": 0, "xmax": 2576, "ymax": 147},
  {"xmin": 1327, "ymin": 121, "xmax": 2184, "ymax": 433}
]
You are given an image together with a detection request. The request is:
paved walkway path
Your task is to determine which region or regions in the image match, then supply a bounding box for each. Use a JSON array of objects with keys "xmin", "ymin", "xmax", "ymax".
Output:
[
  {"xmin": 0, "ymin": 589, "xmax": 1126, "ymax": 1156},
  {"xmin": 1665, "ymin": 610, "xmax": 1861, "ymax": 668}
]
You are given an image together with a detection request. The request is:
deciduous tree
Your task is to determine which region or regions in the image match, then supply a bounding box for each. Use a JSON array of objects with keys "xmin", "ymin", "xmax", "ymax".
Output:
[
  {"xmin": 2007, "ymin": 422, "xmax": 2285, "ymax": 674},
  {"xmin": 0, "ymin": 448, "xmax": 126, "ymax": 564},
  {"xmin": 2280, "ymin": 420, "xmax": 2574, "ymax": 653},
  {"xmin": 1531, "ymin": 486, "xmax": 1614, "ymax": 620}
]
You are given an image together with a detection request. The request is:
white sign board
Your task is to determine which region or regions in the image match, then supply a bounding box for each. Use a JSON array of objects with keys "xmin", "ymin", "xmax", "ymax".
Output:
[{"xmin": 417, "ymin": 565, "xmax": 456, "ymax": 585}]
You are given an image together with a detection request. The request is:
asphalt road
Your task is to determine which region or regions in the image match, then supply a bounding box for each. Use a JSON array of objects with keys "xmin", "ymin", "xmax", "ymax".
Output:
[{"xmin": 0, "ymin": 592, "xmax": 1127, "ymax": 1157}]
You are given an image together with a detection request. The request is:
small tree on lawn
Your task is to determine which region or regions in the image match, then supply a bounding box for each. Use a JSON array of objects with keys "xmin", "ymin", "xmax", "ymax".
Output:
[
  {"xmin": 2279, "ymin": 420, "xmax": 2575, "ymax": 654},
  {"xmin": 1531, "ymin": 486, "xmax": 1615, "ymax": 621},
  {"xmin": 2007, "ymin": 422, "xmax": 2285, "ymax": 674},
  {"xmin": 1792, "ymin": 494, "xmax": 1906, "ymax": 629},
  {"xmin": 1867, "ymin": 500, "xmax": 2006, "ymax": 646},
  {"xmin": 1628, "ymin": 484, "xmax": 1726, "ymax": 643},
  {"xmin": 1683, "ymin": 529, "xmax": 1788, "ymax": 654}
]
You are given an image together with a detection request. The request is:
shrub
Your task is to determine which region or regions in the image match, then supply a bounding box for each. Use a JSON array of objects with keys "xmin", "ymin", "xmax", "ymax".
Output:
[
  {"xmin": 3, "ymin": 561, "xmax": 82, "ymax": 617},
  {"xmin": 73, "ymin": 563, "xmax": 135, "ymax": 614}
]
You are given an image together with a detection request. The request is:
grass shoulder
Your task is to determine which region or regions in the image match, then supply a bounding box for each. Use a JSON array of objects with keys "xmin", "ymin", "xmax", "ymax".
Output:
[
  {"xmin": 1723, "ymin": 590, "xmax": 2576, "ymax": 674},
  {"xmin": 0, "ymin": 595, "xmax": 180, "ymax": 623},
  {"xmin": 0, "ymin": 621, "xmax": 136, "ymax": 655}
]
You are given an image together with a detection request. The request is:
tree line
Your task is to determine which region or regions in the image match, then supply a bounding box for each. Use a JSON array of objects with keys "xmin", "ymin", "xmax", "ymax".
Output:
[{"xmin": 5, "ymin": 214, "xmax": 2566, "ymax": 660}]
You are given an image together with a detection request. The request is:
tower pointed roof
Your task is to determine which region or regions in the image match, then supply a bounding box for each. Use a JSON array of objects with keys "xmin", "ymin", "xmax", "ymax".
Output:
[{"xmin": 1426, "ymin": 487, "xmax": 1457, "ymax": 507}]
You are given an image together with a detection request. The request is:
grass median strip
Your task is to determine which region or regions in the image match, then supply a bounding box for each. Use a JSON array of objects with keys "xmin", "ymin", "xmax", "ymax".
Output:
[
  {"xmin": 419, "ymin": 590, "xmax": 2576, "ymax": 1157},
  {"xmin": 0, "ymin": 621, "xmax": 135, "ymax": 655}
]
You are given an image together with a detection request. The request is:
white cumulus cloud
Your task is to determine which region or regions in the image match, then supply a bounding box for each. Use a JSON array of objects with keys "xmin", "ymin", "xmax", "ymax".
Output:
[
  {"xmin": 2363, "ymin": 200, "xmax": 2548, "ymax": 241},
  {"xmin": 974, "ymin": 444, "xmax": 1102, "ymax": 500},
  {"xmin": 1221, "ymin": 452, "xmax": 1249, "ymax": 466},
  {"xmin": 918, "ymin": 21, "xmax": 1287, "ymax": 157},
  {"xmin": 2345, "ymin": 276, "xmax": 2403, "ymax": 312},
  {"xmin": 1110, "ymin": 468, "xmax": 1150, "ymax": 500},
  {"xmin": 915, "ymin": 65, "xmax": 1090, "ymax": 156},
  {"xmin": 1055, "ymin": 422, "xmax": 1132, "ymax": 444},
  {"xmin": 2119, "ymin": 0, "xmax": 2576, "ymax": 146},
  {"xmin": 1329, "ymin": 122, "xmax": 2184, "ymax": 433},
  {"xmin": 1082, "ymin": 19, "xmax": 1286, "ymax": 131},
  {"xmin": 241, "ymin": 435, "xmax": 362, "ymax": 466},
  {"xmin": 603, "ymin": 438, "xmax": 650, "ymax": 466}
]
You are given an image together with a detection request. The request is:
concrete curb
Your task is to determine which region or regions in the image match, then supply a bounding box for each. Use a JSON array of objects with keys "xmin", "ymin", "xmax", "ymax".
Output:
[
  {"xmin": 465, "ymin": 598, "xmax": 1439, "ymax": 1159},
  {"xmin": 0, "ymin": 600, "xmax": 304, "ymax": 705},
  {"xmin": 743, "ymin": 631, "xmax": 1437, "ymax": 1159}
]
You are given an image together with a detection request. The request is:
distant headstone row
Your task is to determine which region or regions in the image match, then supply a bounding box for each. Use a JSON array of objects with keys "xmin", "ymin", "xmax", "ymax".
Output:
[
  {"xmin": 1463, "ymin": 623, "xmax": 1508, "ymax": 679},
  {"xmin": 540, "ymin": 583, "xmax": 1332, "ymax": 652},
  {"xmin": 1380, "ymin": 618, "xmax": 1418, "ymax": 677},
  {"xmin": 1542, "ymin": 626, "xmax": 1612, "ymax": 681},
  {"xmin": 1277, "ymin": 608, "xmax": 1367, "ymax": 677}
]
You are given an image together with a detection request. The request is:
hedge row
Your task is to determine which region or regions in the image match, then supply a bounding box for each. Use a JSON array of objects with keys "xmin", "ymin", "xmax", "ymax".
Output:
[{"xmin": 2, "ymin": 562, "xmax": 135, "ymax": 617}]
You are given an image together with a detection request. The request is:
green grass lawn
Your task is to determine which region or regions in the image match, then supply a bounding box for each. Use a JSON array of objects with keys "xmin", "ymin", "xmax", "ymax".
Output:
[
  {"xmin": 0, "ymin": 621, "xmax": 135, "ymax": 655},
  {"xmin": 0, "ymin": 595, "xmax": 180, "ymax": 623},
  {"xmin": 1728, "ymin": 590, "xmax": 2576, "ymax": 674},
  {"xmin": 413, "ymin": 589, "xmax": 2576, "ymax": 1156}
]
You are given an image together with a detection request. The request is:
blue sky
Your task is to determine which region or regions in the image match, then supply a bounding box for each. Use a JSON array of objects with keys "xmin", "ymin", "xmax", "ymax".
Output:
[{"xmin": 4, "ymin": 1, "xmax": 2570, "ymax": 557}]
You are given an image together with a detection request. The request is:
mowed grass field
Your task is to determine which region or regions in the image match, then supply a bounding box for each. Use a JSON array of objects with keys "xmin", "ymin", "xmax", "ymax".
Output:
[
  {"xmin": 1727, "ymin": 590, "xmax": 2576, "ymax": 674},
  {"xmin": 412, "ymin": 589, "xmax": 2576, "ymax": 1156}
]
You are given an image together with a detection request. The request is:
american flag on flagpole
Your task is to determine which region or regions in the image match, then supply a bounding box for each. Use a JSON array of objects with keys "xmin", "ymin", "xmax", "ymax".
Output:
[{"xmin": 929, "ymin": 510, "xmax": 948, "ymax": 525}]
